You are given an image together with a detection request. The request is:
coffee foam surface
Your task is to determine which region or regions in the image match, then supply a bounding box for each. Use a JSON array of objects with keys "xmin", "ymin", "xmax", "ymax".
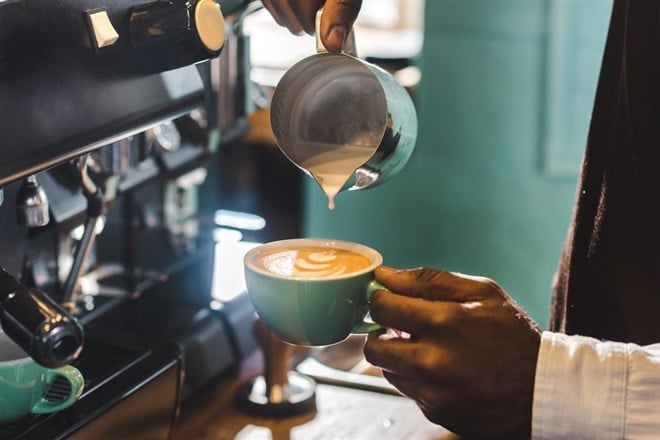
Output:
[{"xmin": 257, "ymin": 246, "xmax": 372, "ymax": 278}]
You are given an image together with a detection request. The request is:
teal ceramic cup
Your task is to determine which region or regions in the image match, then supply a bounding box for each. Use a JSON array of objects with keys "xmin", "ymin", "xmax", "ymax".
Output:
[
  {"xmin": 244, "ymin": 238, "xmax": 384, "ymax": 346},
  {"xmin": 0, "ymin": 330, "xmax": 84, "ymax": 424}
]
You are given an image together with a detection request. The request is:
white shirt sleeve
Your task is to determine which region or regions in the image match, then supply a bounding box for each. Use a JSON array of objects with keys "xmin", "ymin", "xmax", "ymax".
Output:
[{"xmin": 532, "ymin": 331, "xmax": 660, "ymax": 439}]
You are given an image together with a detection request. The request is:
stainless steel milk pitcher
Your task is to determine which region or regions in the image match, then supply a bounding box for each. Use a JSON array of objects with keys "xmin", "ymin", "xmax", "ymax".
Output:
[{"xmin": 269, "ymin": 10, "xmax": 417, "ymax": 208}]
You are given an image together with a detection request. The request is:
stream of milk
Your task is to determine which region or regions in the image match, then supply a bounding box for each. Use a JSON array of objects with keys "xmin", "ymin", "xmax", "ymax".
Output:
[{"xmin": 299, "ymin": 143, "xmax": 375, "ymax": 210}]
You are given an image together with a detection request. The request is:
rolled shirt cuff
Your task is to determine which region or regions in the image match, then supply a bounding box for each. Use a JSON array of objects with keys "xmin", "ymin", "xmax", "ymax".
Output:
[
  {"xmin": 532, "ymin": 331, "xmax": 626, "ymax": 439},
  {"xmin": 532, "ymin": 331, "xmax": 660, "ymax": 439}
]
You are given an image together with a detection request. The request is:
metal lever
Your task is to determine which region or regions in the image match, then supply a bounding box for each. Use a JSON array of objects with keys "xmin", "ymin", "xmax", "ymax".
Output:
[{"xmin": 61, "ymin": 155, "xmax": 104, "ymax": 311}]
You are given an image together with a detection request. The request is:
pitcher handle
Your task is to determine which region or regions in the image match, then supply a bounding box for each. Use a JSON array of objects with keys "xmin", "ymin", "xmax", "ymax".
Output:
[{"xmin": 315, "ymin": 9, "xmax": 357, "ymax": 56}]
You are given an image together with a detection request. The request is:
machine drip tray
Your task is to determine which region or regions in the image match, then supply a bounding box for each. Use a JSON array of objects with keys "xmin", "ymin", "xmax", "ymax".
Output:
[{"xmin": 0, "ymin": 340, "xmax": 182, "ymax": 440}]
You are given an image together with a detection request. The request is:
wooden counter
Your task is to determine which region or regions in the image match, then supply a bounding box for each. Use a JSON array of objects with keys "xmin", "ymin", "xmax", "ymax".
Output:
[{"xmin": 173, "ymin": 351, "xmax": 455, "ymax": 440}]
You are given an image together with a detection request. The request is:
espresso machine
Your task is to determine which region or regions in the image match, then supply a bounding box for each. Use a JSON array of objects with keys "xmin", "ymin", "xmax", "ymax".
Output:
[{"xmin": 0, "ymin": 0, "xmax": 272, "ymax": 437}]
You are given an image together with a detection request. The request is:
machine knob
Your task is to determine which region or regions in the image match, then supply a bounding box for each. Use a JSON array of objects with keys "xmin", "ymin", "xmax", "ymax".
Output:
[
  {"xmin": 130, "ymin": 0, "xmax": 226, "ymax": 73},
  {"xmin": 148, "ymin": 120, "xmax": 182, "ymax": 153},
  {"xmin": 16, "ymin": 175, "xmax": 50, "ymax": 228}
]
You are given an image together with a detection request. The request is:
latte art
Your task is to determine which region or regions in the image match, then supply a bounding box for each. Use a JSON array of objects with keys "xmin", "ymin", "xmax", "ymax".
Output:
[{"xmin": 255, "ymin": 246, "xmax": 372, "ymax": 278}]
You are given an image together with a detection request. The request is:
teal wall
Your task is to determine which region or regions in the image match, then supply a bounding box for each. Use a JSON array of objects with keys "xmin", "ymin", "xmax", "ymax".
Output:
[{"xmin": 302, "ymin": 1, "xmax": 611, "ymax": 326}]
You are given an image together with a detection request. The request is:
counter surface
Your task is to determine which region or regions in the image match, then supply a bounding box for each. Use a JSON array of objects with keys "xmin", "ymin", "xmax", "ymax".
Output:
[{"xmin": 174, "ymin": 351, "xmax": 454, "ymax": 440}]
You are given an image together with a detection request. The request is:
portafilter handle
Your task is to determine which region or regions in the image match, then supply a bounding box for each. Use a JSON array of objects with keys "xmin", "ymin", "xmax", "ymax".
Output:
[{"xmin": 0, "ymin": 267, "xmax": 83, "ymax": 368}]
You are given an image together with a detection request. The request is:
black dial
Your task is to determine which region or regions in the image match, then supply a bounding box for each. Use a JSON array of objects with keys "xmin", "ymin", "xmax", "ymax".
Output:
[{"xmin": 130, "ymin": 0, "xmax": 225, "ymax": 73}]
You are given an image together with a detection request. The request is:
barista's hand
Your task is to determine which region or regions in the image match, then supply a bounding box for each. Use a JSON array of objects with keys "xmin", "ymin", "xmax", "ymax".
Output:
[
  {"xmin": 364, "ymin": 267, "xmax": 541, "ymax": 439},
  {"xmin": 261, "ymin": 0, "xmax": 362, "ymax": 52}
]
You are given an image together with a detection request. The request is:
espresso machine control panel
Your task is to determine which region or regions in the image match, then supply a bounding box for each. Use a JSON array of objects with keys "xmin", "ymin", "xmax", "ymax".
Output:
[
  {"xmin": 0, "ymin": 0, "xmax": 258, "ymax": 438},
  {"xmin": 0, "ymin": 0, "xmax": 223, "ymax": 185}
]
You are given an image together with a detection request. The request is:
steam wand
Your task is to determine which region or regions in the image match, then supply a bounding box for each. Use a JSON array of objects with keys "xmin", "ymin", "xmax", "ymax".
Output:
[
  {"xmin": 61, "ymin": 155, "xmax": 105, "ymax": 311},
  {"xmin": 0, "ymin": 267, "xmax": 84, "ymax": 368}
]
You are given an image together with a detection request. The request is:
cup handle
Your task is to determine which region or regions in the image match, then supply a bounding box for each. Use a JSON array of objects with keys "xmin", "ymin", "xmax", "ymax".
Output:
[
  {"xmin": 31, "ymin": 365, "xmax": 85, "ymax": 414},
  {"xmin": 352, "ymin": 280, "xmax": 387, "ymax": 334},
  {"xmin": 315, "ymin": 9, "xmax": 357, "ymax": 56}
]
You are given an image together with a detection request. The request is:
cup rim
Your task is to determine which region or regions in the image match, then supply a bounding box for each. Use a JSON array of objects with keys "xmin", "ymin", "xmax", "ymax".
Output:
[{"xmin": 244, "ymin": 238, "xmax": 382, "ymax": 281}]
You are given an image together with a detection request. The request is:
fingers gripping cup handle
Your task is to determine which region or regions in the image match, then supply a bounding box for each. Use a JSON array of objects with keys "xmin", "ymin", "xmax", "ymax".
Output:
[
  {"xmin": 315, "ymin": 9, "xmax": 357, "ymax": 56},
  {"xmin": 351, "ymin": 280, "xmax": 386, "ymax": 334},
  {"xmin": 31, "ymin": 365, "xmax": 84, "ymax": 414}
]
